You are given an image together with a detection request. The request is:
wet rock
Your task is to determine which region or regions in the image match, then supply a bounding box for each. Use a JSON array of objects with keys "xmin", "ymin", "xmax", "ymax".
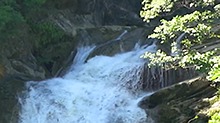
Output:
[
  {"xmin": 0, "ymin": 0, "xmax": 157, "ymax": 122},
  {"xmin": 0, "ymin": 78, "xmax": 24, "ymax": 123},
  {"xmin": 138, "ymin": 76, "xmax": 217, "ymax": 123},
  {"xmin": 84, "ymin": 26, "xmax": 153, "ymax": 57},
  {"xmin": 54, "ymin": 26, "xmax": 154, "ymax": 76},
  {"xmin": 47, "ymin": 0, "xmax": 155, "ymax": 76},
  {"xmin": 140, "ymin": 66, "xmax": 198, "ymax": 91}
]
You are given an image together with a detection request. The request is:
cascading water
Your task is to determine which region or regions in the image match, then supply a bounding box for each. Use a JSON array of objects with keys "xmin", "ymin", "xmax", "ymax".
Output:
[{"xmin": 18, "ymin": 44, "xmax": 156, "ymax": 123}]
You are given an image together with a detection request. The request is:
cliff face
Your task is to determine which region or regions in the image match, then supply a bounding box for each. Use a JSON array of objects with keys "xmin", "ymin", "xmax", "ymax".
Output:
[
  {"xmin": 0, "ymin": 0, "xmax": 148, "ymax": 82},
  {"xmin": 0, "ymin": 0, "xmax": 153, "ymax": 122}
]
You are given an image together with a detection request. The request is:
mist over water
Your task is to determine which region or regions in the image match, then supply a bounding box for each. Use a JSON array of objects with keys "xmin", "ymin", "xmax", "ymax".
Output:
[{"xmin": 18, "ymin": 44, "xmax": 156, "ymax": 123}]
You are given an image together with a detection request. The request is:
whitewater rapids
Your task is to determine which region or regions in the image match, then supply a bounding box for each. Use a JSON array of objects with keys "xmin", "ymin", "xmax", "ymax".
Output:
[{"xmin": 18, "ymin": 44, "xmax": 156, "ymax": 123}]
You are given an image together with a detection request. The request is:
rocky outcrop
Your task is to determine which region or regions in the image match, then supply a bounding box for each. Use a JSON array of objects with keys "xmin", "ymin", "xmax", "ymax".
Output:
[
  {"xmin": 0, "ymin": 0, "xmax": 149, "ymax": 82},
  {"xmin": 52, "ymin": 0, "xmax": 143, "ymax": 27},
  {"xmin": 0, "ymin": 0, "xmax": 154, "ymax": 122},
  {"xmin": 54, "ymin": 26, "xmax": 153, "ymax": 76},
  {"xmin": 138, "ymin": 76, "xmax": 217, "ymax": 123},
  {"xmin": 140, "ymin": 66, "xmax": 198, "ymax": 91},
  {"xmin": 47, "ymin": 0, "xmax": 156, "ymax": 76}
]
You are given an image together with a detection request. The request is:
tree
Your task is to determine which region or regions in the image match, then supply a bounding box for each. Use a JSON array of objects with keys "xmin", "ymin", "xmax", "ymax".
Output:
[
  {"xmin": 140, "ymin": 1, "xmax": 220, "ymax": 121},
  {"xmin": 0, "ymin": 5, "xmax": 25, "ymax": 40},
  {"xmin": 140, "ymin": 0, "xmax": 220, "ymax": 82}
]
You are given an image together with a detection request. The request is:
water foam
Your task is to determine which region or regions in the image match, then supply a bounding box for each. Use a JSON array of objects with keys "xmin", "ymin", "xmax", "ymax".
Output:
[{"xmin": 19, "ymin": 44, "xmax": 156, "ymax": 123}]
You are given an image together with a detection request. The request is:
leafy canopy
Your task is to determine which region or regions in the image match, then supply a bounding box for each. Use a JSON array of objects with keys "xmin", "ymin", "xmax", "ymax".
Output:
[
  {"xmin": 140, "ymin": 0, "xmax": 216, "ymax": 22},
  {"xmin": 140, "ymin": 0, "xmax": 220, "ymax": 82}
]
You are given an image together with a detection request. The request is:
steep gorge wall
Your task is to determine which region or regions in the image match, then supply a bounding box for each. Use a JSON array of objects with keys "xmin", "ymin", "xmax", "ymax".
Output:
[{"xmin": 0, "ymin": 1, "xmax": 153, "ymax": 122}]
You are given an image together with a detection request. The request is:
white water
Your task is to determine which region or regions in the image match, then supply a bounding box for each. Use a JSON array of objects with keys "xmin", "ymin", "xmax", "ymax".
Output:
[{"xmin": 19, "ymin": 44, "xmax": 156, "ymax": 123}]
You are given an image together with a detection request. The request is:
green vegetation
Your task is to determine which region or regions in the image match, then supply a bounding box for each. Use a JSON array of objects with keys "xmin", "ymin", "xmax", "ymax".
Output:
[
  {"xmin": 33, "ymin": 21, "xmax": 65, "ymax": 49},
  {"xmin": 0, "ymin": 0, "xmax": 68, "ymax": 74},
  {"xmin": 141, "ymin": 0, "xmax": 220, "ymax": 82},
  {"xmin": 209, "ymin": 112, "xmax": 220, "ymax": 123},
  {"xmin": 140, "ymin": 0, "xmax": 220, "ymax": 122},
  {"xmin": 0, "ymin": 5, "xmax": 25, "ymax": 40},
  {"xmin": 0, "ymin": 0, "xmax": 65, "ymax": 46},
  {"xmin": 208, "ymin": 100, "xmax": 220, "ymax": 123},
  {"xmin": 140, "ymin": 0, "xmax": 216, "ymax": 22}
]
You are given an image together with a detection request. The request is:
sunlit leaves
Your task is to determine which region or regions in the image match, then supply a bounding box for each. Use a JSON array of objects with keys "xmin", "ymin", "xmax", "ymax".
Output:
[
  {"xmin": 209, "ymin": 111, "xmax": 220, "ymax": 123},
  {"xmin": 140, "ymin": 0, "xmax": 174, "ymax": 22},
  {"xmin": 214, "ymin": 4, "xmax": 220, "ymax": 12},
  {"xmin": 149, "ymin": 11, "xmax": 218, "ymax": 47},
  {"xmin": 140, "ymin": 0, "xmax": 217, "ymax": 22},
  {"xmin": 207, "ymin": 56, "xmax": 220, "ymax": 82},
  {"xmin": 141, "ymin": 0, "xmax": 220, "ymax": 82},
  {"xmin": 141, "ymin": 50, "xmax": 180, "ymax": 69}
]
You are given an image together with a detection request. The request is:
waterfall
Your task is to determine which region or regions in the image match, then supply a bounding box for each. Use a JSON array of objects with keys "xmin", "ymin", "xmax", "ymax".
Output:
[
  {"xmin": 69, "ymin": 45, "xmax": 96, "ymax": 71},
  {"xmin": 18, "ymin": 44, "xmax": 156, "ymax": 123}
]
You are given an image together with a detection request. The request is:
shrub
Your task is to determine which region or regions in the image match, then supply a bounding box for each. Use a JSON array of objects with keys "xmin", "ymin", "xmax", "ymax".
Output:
[
  {"xmin": 0, "ymin": 5, "xmax": 25, "ymax": 40},
  {"xmin": 140, "ymin": 1, "xmax": 220, "ymax": 82},
  {"xmin": 33, "ymin": 21, "xmax": 65, "ymax": 48}
]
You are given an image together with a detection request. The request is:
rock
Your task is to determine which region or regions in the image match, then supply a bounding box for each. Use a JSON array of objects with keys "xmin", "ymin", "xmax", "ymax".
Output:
[
  {"xmin": 0, "ymin": 39, "xmax": 45, "ymax": 123},
  {"xmin": 138, "ymin": 76, "xmax": 217, "ymax": 123},
  {"xmin": 51, "ymin": 0, "xmax": 78, "ymax": 10},
  {"xmin": 192, "ymin": 40, "xmax": 220, "ymax": 53},
  {"xmin": 46, "ymin": 0, "xmax": 155, "ymax": 76},
  {"xmin": 52, "ymin": 0, "xmax": 145, "ymax": 35},
  {"xmin": 85, "ymin": 26, "xmax": 153, "ymax": 57},
  {"xmin": 0, "ymin": 0, "xmax": 159, "ymax": 122},
  {"xmin": 75, "ymin": 0, "xmax": 144, "ymax": 26},
  {"xmin": 54, "ymin": 26, "xmax": 154, "ymax": 76},
  {"xmin": 0, "ymin": 64, "xmax": 5, "ymax": 79},
  {"xmin": 141, "ymin": 66, "xmax": 198, "ymax": 91},
  {"xmin": 0, "ymin": 78, "xmax": 25, "ymax": 123}
]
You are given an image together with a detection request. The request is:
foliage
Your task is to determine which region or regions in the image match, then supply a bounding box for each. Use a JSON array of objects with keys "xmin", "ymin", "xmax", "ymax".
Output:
[
  {"xmin": 141, "ymin": 50, "xmax": 179, "ymax": 69},
  {"xmin": 141, "ymin": 2, "xmax": 220, "ymax": 121},
  {"xmin": 140, "ymin": 0, "xmax": 216, "ymax": 22},
  {"xmin": 140, "ymin": 0, "xmax": 174, "ymax": 22},
  {"xmin": 208, "ymin": 88, "xmax": 220, "ymax": 123},
  {"xmin": 149, "ymin": 10, "xmax": 219, "ymax": 47},
  {"xmin": 33, "ymin": 21, "xmax": 65, "ymax": 48},
  {"xmin": 209, "ymin": 111, "xmax": 220, "ymax": 123},
  {"xmin": 0, "ymin": 5, "xmax": 25, "ymax": 40},
  {"xmin": 0, "ymin": 0, "xmax": 16, "ymax": 7},
  {"xmin": 207, "ymin": 56, "xmax": 220, "ymax": 82},
  {"xmin": 141, "ymin": 0, "xmax": 220, "ymax": 82},
  {"xmin": 0, "ymin": 0, "xmax": 62, "ymax": 41},
  {"xmin": 0, "ymin": 6, "xmax": 25, "ymax": 30}
]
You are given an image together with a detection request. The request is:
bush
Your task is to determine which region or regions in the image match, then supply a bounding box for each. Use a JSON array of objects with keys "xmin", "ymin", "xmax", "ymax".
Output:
[
  {"xmin": 0, "ymin": 5, "xmax": 25, "ymax": 40},
  {"xmin": 140, "ymin": 0, "xmax": 216, "ymax": 23},
  {"xmin": 33, "ymin": 21, "xmax": 65, "ymax": 48},
  {"xmin": 209, "ymin": 112, "xmax": 220, "ymax": 123},
  {"xmin": 140, "ymin": 1, "xmax": 220, "ymax": 82}
]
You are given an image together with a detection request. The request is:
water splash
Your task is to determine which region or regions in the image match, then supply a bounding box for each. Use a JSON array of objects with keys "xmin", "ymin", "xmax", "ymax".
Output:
[
  {"xmin": 115, "ymin": 30, "xmax": 128, "ymax": 41},
  {"xmin": 70, "ymin": 45, "xmax": 96, "ymax": 71},
  {"xmin": 19, "ymin": 44, "xmax": 156, "ymax": 123}
]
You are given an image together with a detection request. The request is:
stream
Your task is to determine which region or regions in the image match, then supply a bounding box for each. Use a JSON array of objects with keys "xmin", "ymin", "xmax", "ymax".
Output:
[{"xmin": 18, "ymin": 43, "xmax": 156, "ymax": 123}]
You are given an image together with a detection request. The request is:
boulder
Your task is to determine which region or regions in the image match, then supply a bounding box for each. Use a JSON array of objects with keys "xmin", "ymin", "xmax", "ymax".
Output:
[{"xmin": 138, "ymin": 76, "xmax": 217, "ymax": 123}]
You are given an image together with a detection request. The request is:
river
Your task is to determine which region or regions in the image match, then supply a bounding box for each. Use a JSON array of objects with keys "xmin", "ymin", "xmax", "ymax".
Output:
[{"xmin": 18, "ymin": 43, "xmax": 156, "ymax": 123}]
